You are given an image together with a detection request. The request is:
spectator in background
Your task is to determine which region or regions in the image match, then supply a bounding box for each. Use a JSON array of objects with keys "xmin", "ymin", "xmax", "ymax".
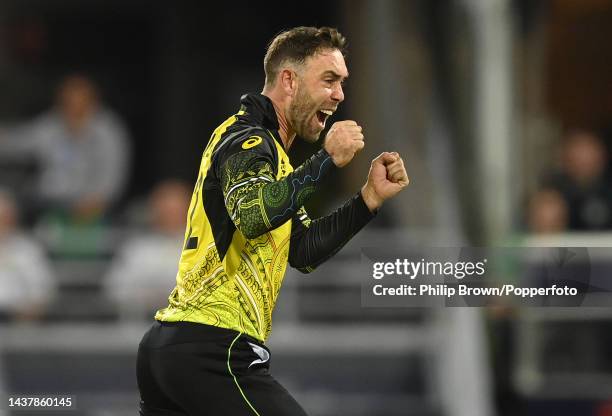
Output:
[
  {"xmin": 105, "ymin": 180, "xmax": 190, "ymax": 320},
  {"xmin": 547, "ymin": 130, "xmax": 612, "ymax": 231},
  {"xmin": 0, "ymin": 188, "xmax": 55, "ymax": 321},
  {"xmin": 527, "ymin": 188, "xmax": 569, "ymax": 234},
  {"xmin": 0, "ymin": 74, "xmax": 130, "ymax": 224}
]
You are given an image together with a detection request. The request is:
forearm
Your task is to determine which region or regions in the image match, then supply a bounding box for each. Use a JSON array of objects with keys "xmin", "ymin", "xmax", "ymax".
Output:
[
  {"xmin": 289, "ymin": 192, "xmax": 375, "ymax": 273},
  {"xmin": 223, "ymin": 148, "xmax": 335, "ymax": 239}
]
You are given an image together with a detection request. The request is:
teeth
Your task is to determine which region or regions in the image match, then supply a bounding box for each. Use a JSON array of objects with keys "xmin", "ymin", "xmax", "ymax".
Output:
[{"xmin": 320, "ymin": 109, "xmax": 333, "ymax": 116}]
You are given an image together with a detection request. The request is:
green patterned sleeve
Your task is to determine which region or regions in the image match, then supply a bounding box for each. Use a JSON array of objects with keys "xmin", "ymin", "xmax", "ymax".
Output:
[{"xmin": 218, "ymin": 137, "xmax": 335, "ymax": 239}]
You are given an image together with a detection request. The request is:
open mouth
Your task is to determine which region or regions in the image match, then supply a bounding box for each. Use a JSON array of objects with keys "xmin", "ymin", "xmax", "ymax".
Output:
[{"xmin": 316, "ymin": 109, "xmax": 333, "ymax": 127}]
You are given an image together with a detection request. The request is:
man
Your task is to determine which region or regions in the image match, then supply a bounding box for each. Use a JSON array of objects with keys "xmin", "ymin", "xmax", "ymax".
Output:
[
  {"xmin": 548, "ymin": 130, "xmax": 612, "ymax": 230},
  {"xmin": 0, "ymin": 74, "xmax": 130, "ymax": 223},
  {"xmin": 0, "ymin": 188, "xmax": 55, "ymax": 321},
  {"xmin": 137, "ymin": 26, "xmax": 409, "ymax": 416},
  {"xmin": 106, "ymin": 180, "xmax": 191, "ymax": 320}
]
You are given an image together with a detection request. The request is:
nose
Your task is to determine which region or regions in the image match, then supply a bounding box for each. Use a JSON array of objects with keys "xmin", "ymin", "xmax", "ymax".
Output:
[{"xmin": 331, "ymin": 83, "xmax": 344, "ymax": 103}]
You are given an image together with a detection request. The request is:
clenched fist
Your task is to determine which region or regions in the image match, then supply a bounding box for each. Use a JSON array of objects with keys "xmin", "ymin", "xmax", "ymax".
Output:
[
  {"xmin": 361, "ymin": 152, "xmax": 409, "ymax": 212},
  {"xmin": 323, "ymin": 121, "xmax": 364, "ymax": 167}
]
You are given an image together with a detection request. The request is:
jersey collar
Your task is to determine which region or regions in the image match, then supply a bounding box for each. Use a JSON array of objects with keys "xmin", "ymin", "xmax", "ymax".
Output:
[{"xmin": 239, "ymin": 93, "xmax": 280, "ymax": 131}]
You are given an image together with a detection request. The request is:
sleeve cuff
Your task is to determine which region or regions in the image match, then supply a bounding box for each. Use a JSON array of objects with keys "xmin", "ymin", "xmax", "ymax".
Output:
[
  {"xmin": 317, "ymin": 148, "xmax": 338, "ymax": 174},
  {"xmin": 354, "ymin": 190, "xmax": 377, "ymax": 219}
]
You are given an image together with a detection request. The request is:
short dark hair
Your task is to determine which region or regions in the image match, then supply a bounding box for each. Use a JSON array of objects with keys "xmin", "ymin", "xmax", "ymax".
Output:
[{"xmin": 264, "ymin": 26, "xmax": 347, "ymax": 86}]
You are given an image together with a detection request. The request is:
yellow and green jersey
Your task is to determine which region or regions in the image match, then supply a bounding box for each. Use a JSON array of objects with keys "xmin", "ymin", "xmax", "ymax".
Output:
[{"xmin": 156, "ymin": 93, "xmax": 375, "ymax": 342}]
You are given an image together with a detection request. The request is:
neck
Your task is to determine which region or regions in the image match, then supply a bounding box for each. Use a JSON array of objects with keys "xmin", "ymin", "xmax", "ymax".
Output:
[{"xmin": 262, "ymin": 89, "xmax": 296, "ymax": 150}]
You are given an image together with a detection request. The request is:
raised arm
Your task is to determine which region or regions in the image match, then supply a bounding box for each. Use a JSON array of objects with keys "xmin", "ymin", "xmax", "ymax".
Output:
[
  {"xmin": 218, "ymin": 135, "xmax": 335, "ymax": 239},
  {"xmin": 289, "ymin": 152, "xmax": 409, "ymax": 273},
  {"xmin": 217, "ymin": 121, "xmax": 366, "ymax": 239}
]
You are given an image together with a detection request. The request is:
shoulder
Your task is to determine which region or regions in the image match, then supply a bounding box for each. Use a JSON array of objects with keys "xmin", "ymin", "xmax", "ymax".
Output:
[
  {"xmin": 93, "ymin": 108, "xmax": 129, "ymax": 135},
  {"xmin": 20, "ymin": 111, "xmax": 61, "ymax": 141},
  {"xmin": 213, "ymin": 117, "xmax": 279, "ymax": 166}
]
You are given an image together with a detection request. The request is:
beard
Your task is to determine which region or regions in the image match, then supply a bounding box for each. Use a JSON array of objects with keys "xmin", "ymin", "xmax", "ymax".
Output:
[{"xmin": 287, "ymin": 84, "xmax": 322, "ymax": 143}]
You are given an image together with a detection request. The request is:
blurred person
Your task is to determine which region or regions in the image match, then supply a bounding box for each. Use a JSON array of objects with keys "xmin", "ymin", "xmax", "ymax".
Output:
[
  {"xmin": 547, "ymin": 130, "xmax": 612, "ymax": 230},
  {"xmin": 0, "ymin": 74, "xmax": 130, "ymax": 224},
  {"xmin": 137, "ymin": 27, "xmax": 409, "ymax": 416},
  {"xmin": 105, "ymin": 180, "xmax": 190, "ymax": 320},
  {"xmin": 0, "ymin": 188, "xmax": 55, "ymax": 321},
  {"xmin": 527, "ymin": 188, "xmax": 569, "ymax": 234},
  {"xmin": 486, "ymin": 190, "xmax": 569, "ymax": 415}
]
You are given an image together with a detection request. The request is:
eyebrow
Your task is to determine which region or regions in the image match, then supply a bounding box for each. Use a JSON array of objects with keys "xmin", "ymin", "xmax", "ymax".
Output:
[{"xmin": 322, "ymin": 70, "xmax": 348, "ymax": 80}]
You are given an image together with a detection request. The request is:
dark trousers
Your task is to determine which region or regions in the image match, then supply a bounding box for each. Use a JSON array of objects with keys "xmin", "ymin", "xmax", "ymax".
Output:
[{"xmin": 137, "ymin": 321, "xmax": 308, "ymax": 416}]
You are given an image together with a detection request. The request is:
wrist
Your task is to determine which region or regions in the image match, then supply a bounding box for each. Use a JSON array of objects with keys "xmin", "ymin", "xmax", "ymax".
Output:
[
  {"xmin": 360, "ymin": 184, "xmax": 382, "ymax": 213},
  {"xmin": 322, "ymin": 146, "xmax": 339, "ymax": 167}
]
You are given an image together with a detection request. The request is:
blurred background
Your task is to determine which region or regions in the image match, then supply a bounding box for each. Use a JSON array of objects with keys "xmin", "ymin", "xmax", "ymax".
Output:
[{"xmin": 1, "ymin": 0, "xmax": 612, "ymax": 415}]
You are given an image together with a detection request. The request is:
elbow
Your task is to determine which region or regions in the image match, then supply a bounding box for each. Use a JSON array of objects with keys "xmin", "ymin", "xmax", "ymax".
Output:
[
  {"xmin": 288, "ymin": 242, "xmax": 316, "ymax": 273},
  {"xmin": 235, "ymin": 214, "xmax": 284, "ymax": 239},
  {"xmin": 289, "ymin": 257, "xmax": 316, "ymax": 274}
]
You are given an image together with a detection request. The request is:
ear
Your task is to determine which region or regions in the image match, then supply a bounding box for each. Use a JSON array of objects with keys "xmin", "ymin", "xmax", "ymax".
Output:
[{"xmin": 279, "ymin": 69, "xmax": 297, "ymax": 96}]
